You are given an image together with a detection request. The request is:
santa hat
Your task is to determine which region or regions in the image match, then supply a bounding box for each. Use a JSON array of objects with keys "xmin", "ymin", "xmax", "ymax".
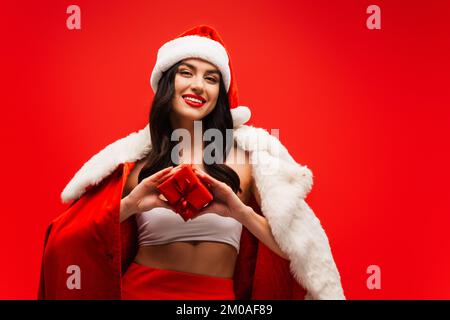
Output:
[{"xmin": 150, "ymin": 25, "xmax": 243, "ymax": 112}]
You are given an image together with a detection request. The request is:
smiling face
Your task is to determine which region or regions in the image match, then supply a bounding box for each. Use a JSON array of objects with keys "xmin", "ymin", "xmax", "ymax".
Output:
[{"xmin": 170, "ymin": 58, "xmax": 221, "ymax": 125}]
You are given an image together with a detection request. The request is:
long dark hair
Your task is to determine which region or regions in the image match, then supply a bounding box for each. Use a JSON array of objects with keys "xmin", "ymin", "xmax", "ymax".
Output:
[{"xmin": 138, "ymin": 60, "xmax": 241, "ymax": 194}]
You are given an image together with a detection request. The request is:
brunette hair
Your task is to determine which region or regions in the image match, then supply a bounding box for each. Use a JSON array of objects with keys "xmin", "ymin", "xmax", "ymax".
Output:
[{"xmin": 138, "ymin": 60, "xmax": 241, "ymax": 193}]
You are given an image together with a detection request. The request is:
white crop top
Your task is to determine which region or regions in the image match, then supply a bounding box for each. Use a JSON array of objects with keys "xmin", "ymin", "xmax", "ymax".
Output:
[{"xmin": 136, "ymin": 207, "xmax": 243, "ymax": 253}]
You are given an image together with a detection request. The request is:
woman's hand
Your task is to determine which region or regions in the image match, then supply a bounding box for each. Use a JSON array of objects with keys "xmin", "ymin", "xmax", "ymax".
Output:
[
  {"xmin": 192, "ymin": 168, "xmax": 249, "ymax": 222},
  {"xmin": 123, "ymin": 166, "xmax": 174, "ymax": 217}
]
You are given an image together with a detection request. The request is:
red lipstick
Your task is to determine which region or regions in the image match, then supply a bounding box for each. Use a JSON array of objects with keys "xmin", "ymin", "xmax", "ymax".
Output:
[{"xmin": 182, "ymin": 94, "xmax": 206, "ymax": 108}]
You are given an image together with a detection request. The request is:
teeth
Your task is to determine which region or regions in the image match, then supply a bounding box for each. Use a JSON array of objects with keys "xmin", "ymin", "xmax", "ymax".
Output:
[{"xmin": 184, "ymin": 96, "xmax": 204, "ymax": 104}]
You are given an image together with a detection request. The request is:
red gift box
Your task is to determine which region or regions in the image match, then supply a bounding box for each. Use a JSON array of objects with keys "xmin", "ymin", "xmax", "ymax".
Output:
[{"xmin": 156, "ymin": 164, "xmax": 213, "ymax": 221}]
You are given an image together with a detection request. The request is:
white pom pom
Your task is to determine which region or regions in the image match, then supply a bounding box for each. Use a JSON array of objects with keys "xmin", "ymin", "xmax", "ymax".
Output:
[{"xmin": 231, "ymin": 106, "xmax": 251, "ymax": 128}]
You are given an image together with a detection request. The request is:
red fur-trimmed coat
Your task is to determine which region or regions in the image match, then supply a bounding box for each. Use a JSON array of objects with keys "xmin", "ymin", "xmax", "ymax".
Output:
[{"xmin": 38, "ymin": 107, "xmax": 345, "ymax": 300}]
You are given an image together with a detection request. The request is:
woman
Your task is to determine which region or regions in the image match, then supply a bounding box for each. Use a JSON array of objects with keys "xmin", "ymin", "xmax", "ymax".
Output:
[{"xmin": 38, "ymin": 25, "xmax": 345, "ymax": 300}]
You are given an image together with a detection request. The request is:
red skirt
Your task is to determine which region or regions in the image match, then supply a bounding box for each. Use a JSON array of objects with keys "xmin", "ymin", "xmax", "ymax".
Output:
[{"xmin": 121, "ymin": 262, "xmax": 236, "ymax": 300}]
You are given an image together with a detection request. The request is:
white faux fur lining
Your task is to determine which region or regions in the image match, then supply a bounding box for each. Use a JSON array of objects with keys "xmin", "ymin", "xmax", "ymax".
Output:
[
  {"xmin": 60, "ymin": 105, "xmax": 345, "ymax": 300},
  {"xmin": 236, "ymin": 126, "xmax": 345, "ymax": 299}
]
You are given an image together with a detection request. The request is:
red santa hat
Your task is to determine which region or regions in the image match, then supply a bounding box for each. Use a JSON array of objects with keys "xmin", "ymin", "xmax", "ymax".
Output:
[{"xmin": 150, "ymin": 25, "xmax": 241, "ymax": 110}]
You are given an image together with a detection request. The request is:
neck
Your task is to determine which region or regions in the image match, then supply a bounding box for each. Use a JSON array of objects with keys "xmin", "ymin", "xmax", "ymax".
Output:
[{"xmin": 170, "ymin": 116, "xmax": 204, "ymax": 165}]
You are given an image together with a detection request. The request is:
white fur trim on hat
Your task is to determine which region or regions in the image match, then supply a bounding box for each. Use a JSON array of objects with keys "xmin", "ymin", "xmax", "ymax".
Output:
[{"xmin": 150, "ymin": 35, "xmax": 231, "ymax": 93}]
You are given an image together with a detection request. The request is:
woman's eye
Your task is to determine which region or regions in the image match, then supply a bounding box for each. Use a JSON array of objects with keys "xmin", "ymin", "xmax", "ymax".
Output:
[{"xmin": 179, "ymin": 71, "xmax": 217, "ymax": 83}]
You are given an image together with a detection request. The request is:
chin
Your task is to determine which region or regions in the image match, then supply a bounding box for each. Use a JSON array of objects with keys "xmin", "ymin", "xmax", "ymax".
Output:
[
  {"xmin": 176, "ymin": 110, "xmax": 204, "ymax": 121},
  {"xmin": 172, "ymin": 101, "xmax": 214, "ymax": 122}
]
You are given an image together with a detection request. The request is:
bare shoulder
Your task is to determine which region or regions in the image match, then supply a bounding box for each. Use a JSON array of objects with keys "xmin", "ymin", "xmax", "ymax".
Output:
[
  {"xmin": 227, "ymin": 144, "xmax": 262, "ymax": 206},
  {"xmin": 122, "ymin": 158, "xmax": 148, "ymax": 198},
  {"xmin": 225, "ymin": 143, "xmax": 253, "ymax": 201},
  {"xmin": 226, "ymin": 143, "xmax": 251, "ymax": 174}
]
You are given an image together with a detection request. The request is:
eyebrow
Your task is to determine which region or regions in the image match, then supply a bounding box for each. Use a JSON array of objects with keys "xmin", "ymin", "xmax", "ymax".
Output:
[{"xmin": 179, "ymin": 62, "xmax": 221, "ymax": 76}]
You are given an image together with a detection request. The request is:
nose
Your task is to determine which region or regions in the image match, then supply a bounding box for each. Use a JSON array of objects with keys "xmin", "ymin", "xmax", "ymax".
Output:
[{"xmin": 190, "ymin": 75, "xmax": 205, "ymax": 92}]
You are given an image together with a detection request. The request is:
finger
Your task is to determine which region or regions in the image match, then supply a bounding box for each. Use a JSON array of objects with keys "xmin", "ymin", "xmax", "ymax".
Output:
[
  {"xmin": 193, "ymin": 167, "xmax": 211, "ymax": 181},
  {"xmin": 172, "ymin": 165, "xmax": 185, "ymax": 173},
  {"xmin": 196, "ymin": 174, "xmax": 215, "ymax": 190},
  {"xmin": 149, "ymin": 166, "xmax": 174, "ymax": 182},
  {"xmin": 156, "ymin": 170, "xmax": 175, "ymax": 183},
  {"xmin": 157, "ymin": 164, "xmax": 188, "ymax": 182},
  {"xmin": 194, "ymin": 169, "xmax": 220, "ymax": 188},
  {"xmin": 158, "ymin": 193, "xmax": 168, "ymax": 201},
  {"xmin": 155, "ymin": 197, "xmax": 172, "ymax": 210}
]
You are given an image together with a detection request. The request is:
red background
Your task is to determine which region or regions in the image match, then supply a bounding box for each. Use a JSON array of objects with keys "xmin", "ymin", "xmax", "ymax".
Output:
[{"xmin": 1, "ymin": 0, "xmax": 449, "ymax": 299}]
